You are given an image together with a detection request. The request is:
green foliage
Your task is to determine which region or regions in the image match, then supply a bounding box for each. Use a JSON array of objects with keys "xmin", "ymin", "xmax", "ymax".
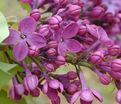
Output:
[
  {"xmin": 0, "ymin": 12, "xmax": 9, "ymax": 43},
  {"xmin": 0, "ymin": 62, "xmax": 17, "ymax": 88},
  {"xmin": 0, "ymin": 90, "xmax": 26, "ymax": 104}
]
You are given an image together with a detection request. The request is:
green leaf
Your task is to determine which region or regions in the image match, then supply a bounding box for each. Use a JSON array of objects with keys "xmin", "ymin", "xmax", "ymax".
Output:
[
  {"xmin": 0, "ymin": 89, "xmax": 26, "ymax": 104},
  {"xmin": 0, "ymin": 62, "xmax": 17, "ymax": 88},
  {"xmin": 0, "ymin": 70, "xmax": 12, "ymax": 87},
  {"xmin": 0, "ymin": 62, "xmax": 17, "ymax": 72},
  {"xmin": 0, "ymin": 12, "xmax": 9, "ymax": 43}
]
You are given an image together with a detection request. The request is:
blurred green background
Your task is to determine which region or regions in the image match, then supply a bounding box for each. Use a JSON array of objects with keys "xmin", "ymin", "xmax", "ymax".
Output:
[{"xmin": 0, "ymin": 0, "xmax": 117, "ymax": 104}]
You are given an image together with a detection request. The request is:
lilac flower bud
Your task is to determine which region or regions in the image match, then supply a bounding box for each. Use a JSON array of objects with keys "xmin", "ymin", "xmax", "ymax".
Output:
[
  {"xmin": 111, "ymin": 59, "xmax": 121, "ymax": 72},
  {"xmin": 105, "ymin": 13, "xmax": 115, "ymax": 23},
  {"xmin": 23, "ymin": 75, "xmax": 39, "ymax": 92},
  {"xmin": 108, "ymin": 45, "xmax": 121, "ymax": 56},
  {"xmin": 29, "ymin": 46, "xmax": 39, "ymax": 56},
  {"xmin": 73, "ymin": 80, "xmax": 80, "ymax": 86},
  {"xmin": 32, "ymin": 69, "xmax": 41, "ymax": 78},
  {"xmin": 48, "ymin": 79, "xmax": 64, "ymax": 92},
  {"xmin": 49, "ymin": 79, "xmax": 60, "ymax": 89},
  {"xmin": 48, "ymin": 41, "xmax": 58, "ymax": 48},
  {"xmin": 111, "ymin": 71, "xmax": 121, "ymax": 80},
  {"xmin": 47, "ymin": 48, "xmax": 56, "ymax": 56},
  {"xmin": 92, "ymin": 6, "xmax": 104, "ymax": 17},
  {"xmin": 52, "ymin": 62, "xmax": 60, "ymax": 69},
  {"xmin": 9, "ymin": 87, "xmax": 21, "ymax": 100},
  {"xmin": 80, "ymin": 89, "xmax": 94, "ymax": 103},
  {"xmin": 67, "ymin": 71, "xmax": 77, "ymax": 80},
  {"xmin": 32, "ymin": 63, "xmax": 41, "ymax": 73},
  {"xmin": 67, "ymin": 4, "xmax": 81, "ymax": 17},
  {"xmin": 55, "ymin": 55, "xmax": 65, "ymax": 65},
  {"xmin": 45, "ymin": 63, "xmax": 55, "ymax": 72},
  {"xmin": 79, "ymin": 26, "xmax": 87, "ymax": 35},
  {"xmin": 38, "ymin": 25, "xmax": 51, "ymax": 38},
  {"xmin": 48, "ymin": 15, "xmax": 62, "ymax": 29},
  {"xmin": 116, "ymin": 89, "xmax": 121, "ymax": 103},
  {"xmin": 30, "ymin": 88, "xmax": 40, "ymax": 97},
  {"xmin": 30, "ymin": 9, "xmax": 41, "ymax": 21},
  {"xmin": 14, "ymin": 84, "xmax": 24, "ymax": 96},
  {"xmin": 99, "ymin": 74, "xmax": 111, "ymax": 85},
  {"xmin": 66, "ymin": 83, "xmax": 78, "ymax": 95},
  {"xmin": 89, "ymin": 51, "xmax": 104, "ymax": 65}
]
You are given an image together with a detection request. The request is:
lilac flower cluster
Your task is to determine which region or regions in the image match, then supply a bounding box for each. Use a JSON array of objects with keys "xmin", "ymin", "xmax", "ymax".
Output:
[{"xmin": 3, "ymin": 0, "xmax": 121, "ymax": 104}]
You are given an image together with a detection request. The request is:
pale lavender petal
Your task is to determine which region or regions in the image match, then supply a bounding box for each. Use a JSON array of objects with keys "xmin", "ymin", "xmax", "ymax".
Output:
[
  {"xmin": 70, "ymin": 91, "xmax": 81, "ymax": 104},
  {"xmin": 19, "ymin": 17, "xmax": 36, "ymax": 35},
  {"xmin": 13, "ymin": 41, "xmax": 28, "ymax": 61},
  {"xmin": 14, "ymin": 84, "xmax": 24, "ymax": 95},
  {"xmin": 91, "ymin": 89, "xmax": 103, "ymax": 102},
  {"xmin": 42, "ymin": 82, "xmax": 48, "ymax": 93},
  {"xmin": 58, "ymin": 42, "xmax": 68, "ymax": 56},
  {"xmin": 87, "ymin": 25, "xmax": 113, "ymax": 46},
  {"xmin": 62, "ymin": 23, "xmax": 79, "ymax": 39},
  {"xmin": 80, "ymin": 89, "xmax": 94, "ymax": 102},
  {"xmin": 27, "ymin": 33, "xmax": 46, "ymax": 48},
  {"xmin": 4, "ymin": 29, "xmax": 21, "ymax": 45},
  {"xmin": 116, "ymin": 89, "xmax": 121, "ymax": 103},
  {"xmin": 86, "ymin": 24, "xmax": 99, "ymax": 38},
  {"xmin": 97, "ymin": 27, "xmax": 113, "ymax": 46},
  {"xmin": 65, "ymin": 39, "xmax": 83, "ymax": 52},
  {"xmin": 59, "ymin": 82, "xmax": 64, "ymax": 92},
  {"xmin": 54, "ymin": 29, "xmax": 62, "ymax": 42}
]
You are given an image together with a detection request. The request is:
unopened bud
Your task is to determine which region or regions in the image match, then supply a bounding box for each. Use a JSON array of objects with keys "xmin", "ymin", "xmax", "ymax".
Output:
[
  {"xmin": 30, "ymin": 9, "xmax": 40, "ymax": 21},
  {"xmin": 48, "ymin": 15, "xmax": 62, "ymax": 29},
  {"xmin": 111, "ymin": 59, "xmax": 121, "ymax": 72}
]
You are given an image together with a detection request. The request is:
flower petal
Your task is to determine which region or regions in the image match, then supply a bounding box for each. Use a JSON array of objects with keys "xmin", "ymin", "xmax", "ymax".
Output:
[
  {"xmin": 70, "ymin": 91, "xmax": 81, "ymax": 104},
  {"xmin": 59, "ymin": 82, "xmax": 64, "ymax": 93},
  {"xmin": 91, "ymin": 89, "xmax": 103, "ymax": 102},
  {"xmin": 62, "ymin": 23, "xmax": 79, "ymax": 39},
  {"xmin": 13, "ymin": 41, "xmax": 28, "ymax": 61},
  {"xmin": 42, "ymin": 82, "xmax": 48, "ymax": 93},
  {"xmin": 19, "ymin": 17, "xmax": 36, "ymax": 35},
  {"xmin": 27, "ymin": 33, "xmax": 46, "ymax": 48},
  {"xmin": 65, "ymin": 39, "xmax": 83, "ymax": 52},
  {"xmin": 54, "ymin": 29, "xmax": 62, "ymax": 42},
  {"xmin": 86, "ymin": 24, "xmax": 98, "ymax": 38},
  {"xmin": 58, "ymin": 42, "xmax": 68, "ymax": 56},
  {"xmin": 97, "ymin": 27, "xmax": 113, "ymax": 46},
  {"xmin": 4, "ymin": 29, "xmax": 21, "ymax": 45},
  {"xmin": 47, "ymin": 87, "xmax": 58, "ymax": 101}
]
